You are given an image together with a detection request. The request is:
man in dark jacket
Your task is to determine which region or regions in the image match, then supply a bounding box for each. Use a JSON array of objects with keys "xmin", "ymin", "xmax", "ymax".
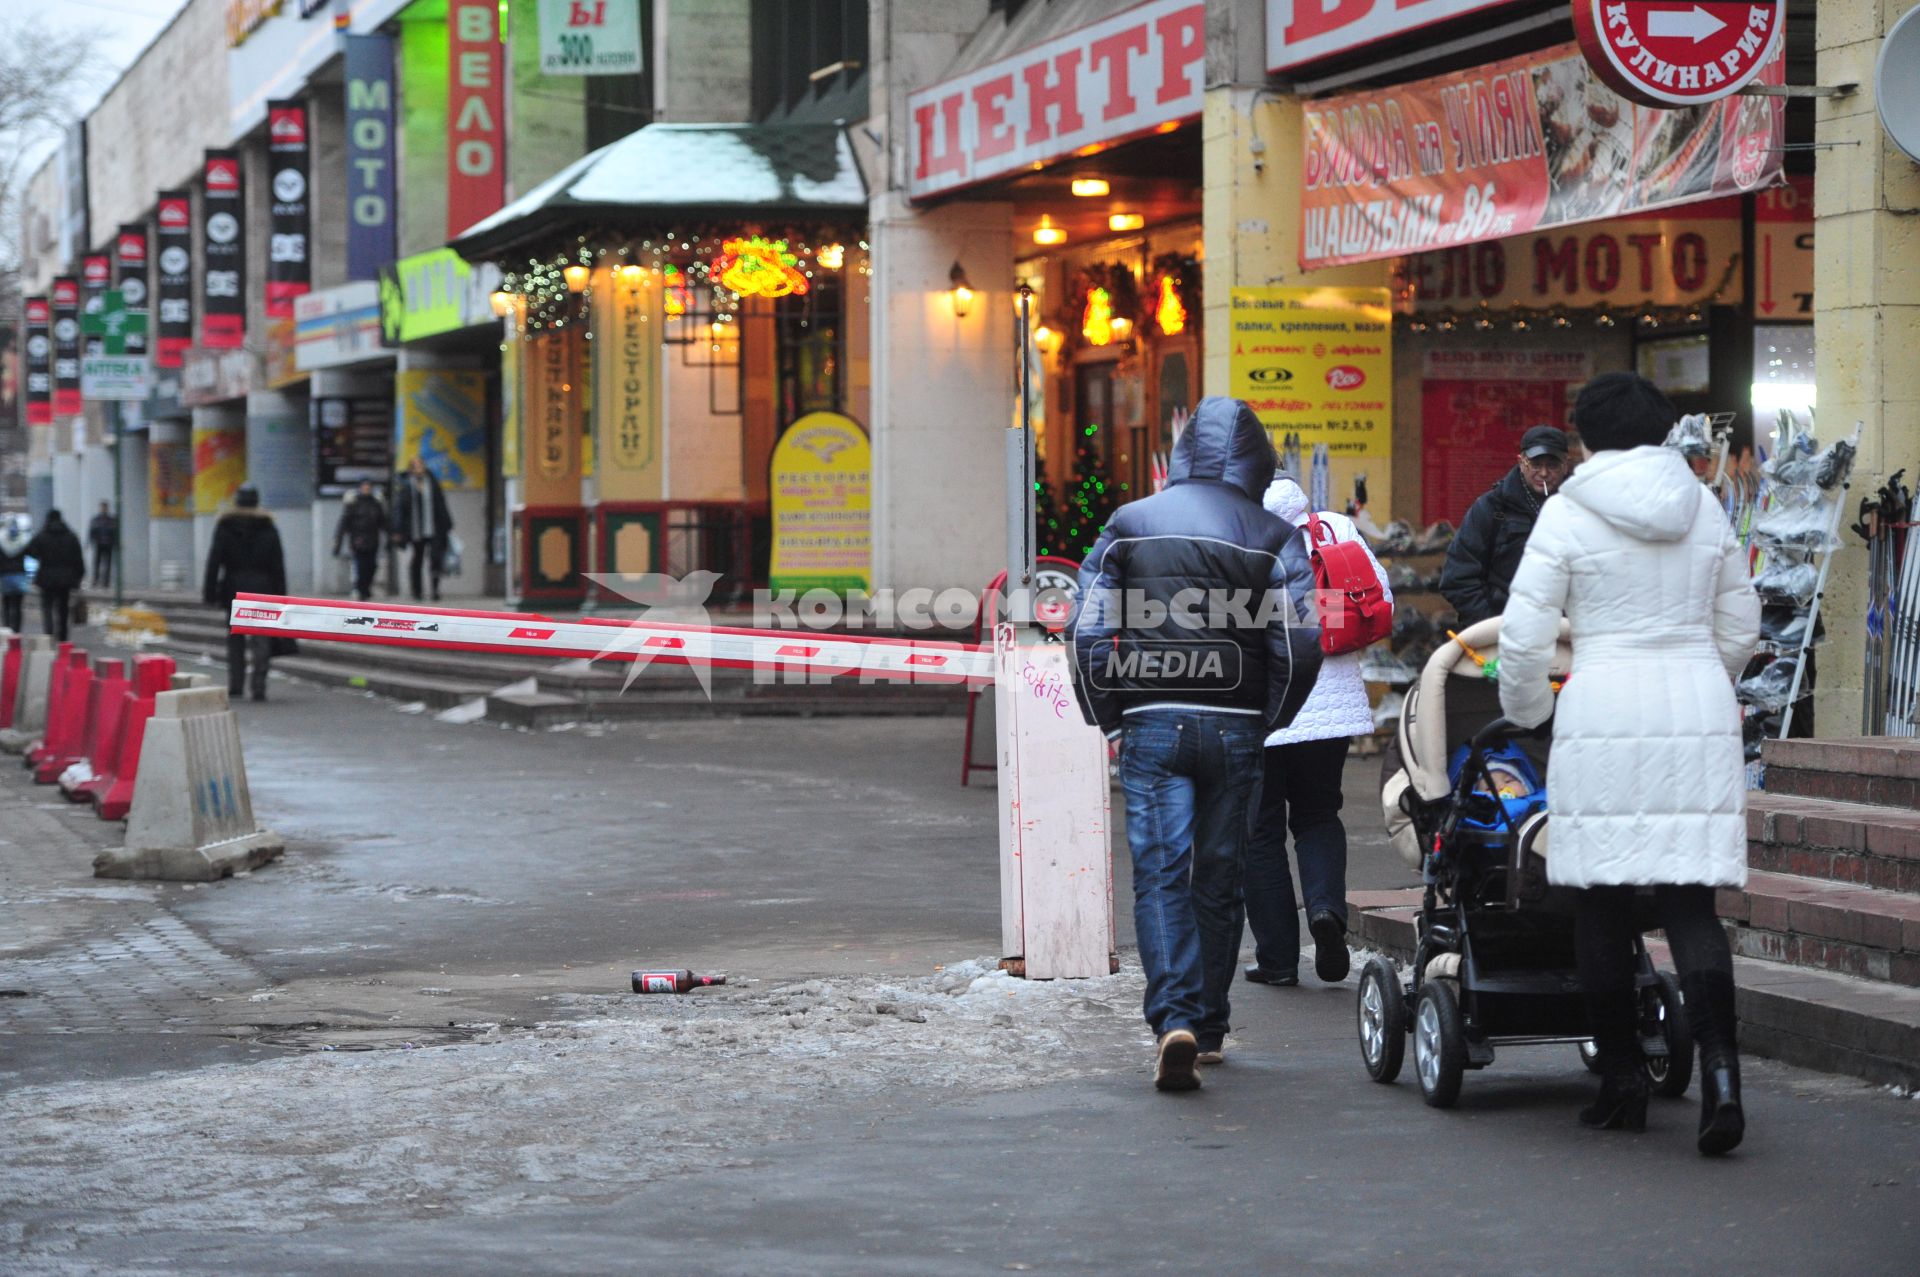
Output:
[
  {"xmin": 1439, "ymin": 425, "xmax": 1569, "ymax": 625},
  {"xmin": 204, "ymin": 485, "xmax": 287, "ymax": 701},
  {"xmin": 24, "ymin": 510, "xmax": 86, "ymax": 642},
  {"xmin": 88, "ymin": 501, "xmax": 119, "ymax": 588},
  {"xmin": 333, "ymin": 480, "xmax": 388, "ymax": 601},
  {"xmin": 392, "ymin": 458, "xmax": 453, "ymax": 602},
  {"xmin": 1067, "ymin": 395, "xmax": 1322, "ymax": 1092}
]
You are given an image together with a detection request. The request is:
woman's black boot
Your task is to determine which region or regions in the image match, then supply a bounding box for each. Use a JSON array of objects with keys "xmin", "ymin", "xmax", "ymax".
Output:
[
  {"xmin": 1683, "ymin": 969, "xmax": 1745, "ymax": 1155},
  {"xmin": 1580, "ymin": 987, "xmax": 1648, "ymax": 1132},
  {"xmin": 1580, "ymin": 1066, "xmax": 1650, "ymax": 1131}
]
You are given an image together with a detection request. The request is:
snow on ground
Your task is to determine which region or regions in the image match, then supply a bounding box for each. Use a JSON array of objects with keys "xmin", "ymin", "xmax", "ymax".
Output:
[{"xmin": 0, "ymin": 960, "xmax": 1149, "ymax": 1256}]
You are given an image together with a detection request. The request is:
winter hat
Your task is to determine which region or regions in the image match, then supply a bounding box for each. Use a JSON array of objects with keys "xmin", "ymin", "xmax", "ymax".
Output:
[
  {"xmin": 236, "ymin": 484, "xmax": 261, "ymax": 509},
  {"xmin": 1571, "ymin": 372, "xmax": 1675, "ymax": 452}
]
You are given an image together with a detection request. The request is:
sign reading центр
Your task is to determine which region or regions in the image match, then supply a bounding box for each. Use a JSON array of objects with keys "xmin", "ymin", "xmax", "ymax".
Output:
[
  {"xmin": 1267, "ymin": 1, "xmax": 1522, "ymax": 73},
  {"xmin": 907, "ymin": 0, "xmax": 1204, "ymax": 200},
  {"xmin": 1228, "ymin": 287, "xmax": 1393, "ymax": 459},
  {"xmin": 1574, "ymin": 1, "xmax": 1784, "ymax": 108}
]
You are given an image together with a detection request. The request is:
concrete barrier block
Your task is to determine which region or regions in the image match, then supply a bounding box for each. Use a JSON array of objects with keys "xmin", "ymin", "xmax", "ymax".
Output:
[
  {"xmin": 170, "ymin": 673, "xmax": 214, "ymax": 691},
  {"xmin": 97, "ymin": 686, "xmax": 285, "ymax": 882},
  {"xmin": 0, "ymin": 637, "xmax": 56, "ymax": 754}
]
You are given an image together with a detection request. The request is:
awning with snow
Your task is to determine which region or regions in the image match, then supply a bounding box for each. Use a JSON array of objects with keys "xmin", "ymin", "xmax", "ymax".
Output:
[{"xmin": 449, "ymin": 123, "xmax": 869, "ymax": 260}]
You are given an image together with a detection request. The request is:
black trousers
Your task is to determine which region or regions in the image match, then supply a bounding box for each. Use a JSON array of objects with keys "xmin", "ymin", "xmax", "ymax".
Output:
[
  {"xmin": 92, "ymin": 546, "xmax": 114, "ymax": 588},
  {"xmin": 407, "ymin": 540, "xmax": 442, "ymax": 601},
  {"xmin": 1576, "ymin": 883, "xmax": 1737, "ymax": 1067},
  {"xmin": 40, "ymin": 589, "xmax": 70, "ymax": 643},
  {"xmin": 2, "ymin": 591, "xmax": 22, "ymax": 634},
  {"xmin": 226, "ymin": 631, "xmax": 271, "ymax": 695},
  {"xmin": 1244, "ymin": 737, "xmax": 1352, "ymax": 973},
  {"xmin": 350, "ymin": 549, "xmax": 379, "ymax": 601}
]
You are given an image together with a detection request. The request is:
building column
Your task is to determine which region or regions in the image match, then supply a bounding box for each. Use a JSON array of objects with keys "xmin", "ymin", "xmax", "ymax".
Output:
[
  {"xmin": 245, "ymin": 389, "xmax": 316, "ymax": 594},
  {"xmin": 119, "ymin": 429, "xmax": 152, "ymax": 591},
  {"xmin": 1813, "ymin": 2, "xmax": 1920, "ymax": 733},
  {"xmin": 148, "ymin": 418, "xmax": 195, "ymax": 592},
  {"xmin": 869, "ymin": 190, "xmax": 1015, "ymax": 594}
]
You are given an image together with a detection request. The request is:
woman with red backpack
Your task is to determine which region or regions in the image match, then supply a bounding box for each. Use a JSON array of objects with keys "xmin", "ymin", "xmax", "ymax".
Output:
[{"xmin": 1243, "ymin": 472, "xmax": 1393, "ymax": 988}]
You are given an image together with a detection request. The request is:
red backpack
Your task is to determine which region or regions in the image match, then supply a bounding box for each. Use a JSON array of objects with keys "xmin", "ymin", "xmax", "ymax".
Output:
[{"xmin": 1305, "ymin": 514, "xmax": 1392, "ymax": 655}]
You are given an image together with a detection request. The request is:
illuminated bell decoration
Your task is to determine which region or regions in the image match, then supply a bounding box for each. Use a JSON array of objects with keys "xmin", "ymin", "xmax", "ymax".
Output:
[
  {"xmin": 713, "ymin": 236, "xmax": 810, "ymax": 299},
  {"xmin": 1083, "ymin": 287, "xmax": 1115, "ymax": 347},
  {"xmin": 816, "ymin": 242, "xmax": 845, "ymax": 271},
  {"xmin": 663, "ymin": 264, "xmax": 691, "ymax": 316},
  {"xmin": 1155, "ymin": 275, "xmax": 1186, "ymax": 337}
]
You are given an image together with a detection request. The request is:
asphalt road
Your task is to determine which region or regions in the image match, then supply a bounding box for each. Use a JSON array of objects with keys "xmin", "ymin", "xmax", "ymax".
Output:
[{"xmin": 2, "ymin": 668, "xmax": 1916, "ymax": 1273}]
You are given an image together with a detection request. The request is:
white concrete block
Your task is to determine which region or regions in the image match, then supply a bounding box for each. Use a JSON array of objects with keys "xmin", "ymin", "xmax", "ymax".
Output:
[{"xmin": 0, "ymin": 637, "xmax": 56, "ymax": 754}]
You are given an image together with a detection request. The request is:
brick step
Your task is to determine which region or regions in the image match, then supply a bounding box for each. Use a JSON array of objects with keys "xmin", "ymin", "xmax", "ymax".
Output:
[
  {"xmin": 1762, "ymin": 737, "xmax": 1920, "ymax": 813},
  {"xmin": 155, "ymin": 640, "xmax": 501, "ymax": 711},
  {"xmin": 1347, "ymin": 888, "xmax": 1920, "ymax": 1090},
  {"xmin": 1717, "ymin": 869, "xmax": 1920, "ymax": 986},
  {"xmin": 1747, "ymin": 791, "xmax": 1920, "ymax": 891}
]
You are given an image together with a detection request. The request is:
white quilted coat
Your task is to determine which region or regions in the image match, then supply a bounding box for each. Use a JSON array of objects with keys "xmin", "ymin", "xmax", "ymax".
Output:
[
  {"xmin": 1262, "ymin": 476, "xmax": 1393, "ymax": 747},
  {"xmin": 1499, "ymin": 446, "xmax": 1760, "ymax": 888}
]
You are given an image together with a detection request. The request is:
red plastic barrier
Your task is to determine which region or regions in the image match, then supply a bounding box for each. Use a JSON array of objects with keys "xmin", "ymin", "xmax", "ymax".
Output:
[
  {"xmin": 95, "ymin": 654, "xmax": 175, "ymax": 821},
  {"xmin": 26, "ymin": 644, "xmax": 80, "ymax": 772},
  {"xmin": 65, "ymin": 656, "xmax": 127, "ymax": 803},
  {"xmin": 1, "ymin": 634, "xmax": 20, "ymax": 729},
  {"xmin": 32, "ymin": 650, "xmax": 93, "ymax": 783}
]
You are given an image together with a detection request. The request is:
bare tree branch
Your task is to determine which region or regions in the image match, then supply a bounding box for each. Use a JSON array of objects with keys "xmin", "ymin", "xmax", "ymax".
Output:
[{"xmin": 0, "ymin": 15, "xmax": 108, "ymax": 297}]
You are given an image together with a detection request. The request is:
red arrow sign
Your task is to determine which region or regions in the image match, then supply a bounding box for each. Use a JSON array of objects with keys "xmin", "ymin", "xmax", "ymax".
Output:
[{"xmin": 1574, "ymin": 2, "xmax": 1784, "ymax": 108}]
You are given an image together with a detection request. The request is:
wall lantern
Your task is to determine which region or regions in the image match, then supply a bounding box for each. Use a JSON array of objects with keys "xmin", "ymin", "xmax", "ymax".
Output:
[
  {"xmin": 488, "ymin": 290, "xmax": 512, "ymax": 317},
  {"xmin": 563, "ymin": 264, "xmax": 590, "ymax": 293},
  {"xmin": 949, "ymin": 261, "xmax": 975, "ymax": 319},
  {"xmin": 618, "ymin": 263, "xmax": 645, "ymax": 285}
]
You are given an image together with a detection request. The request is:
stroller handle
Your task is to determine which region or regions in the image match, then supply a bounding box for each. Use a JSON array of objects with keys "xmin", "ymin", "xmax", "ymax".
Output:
[{"xmin": 1469, "ymin": 717, "xmax": 1549, "ymax": 752}]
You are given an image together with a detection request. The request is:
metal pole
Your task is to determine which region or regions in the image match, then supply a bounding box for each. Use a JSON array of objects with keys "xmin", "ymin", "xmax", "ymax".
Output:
[
  {"xmin": 113, "ymin": 400, "xmax": 124, "ymax": 608},
  {"xmin": 1006, "ymin": 283, "xmax": 1037, "ymax": 627}
]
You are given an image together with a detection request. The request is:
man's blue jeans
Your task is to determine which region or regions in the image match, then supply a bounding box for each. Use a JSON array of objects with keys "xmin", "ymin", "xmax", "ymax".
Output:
[{"xmin": 1119, "ymin": 709, "xmax": 1265, "ymax": 1046}]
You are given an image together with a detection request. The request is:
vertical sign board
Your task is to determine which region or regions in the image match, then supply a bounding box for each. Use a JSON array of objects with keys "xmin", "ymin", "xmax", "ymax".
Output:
[
  {"xmin": 447, "ymin": 0, "xmax": 506, "ymax": 238},
  {"xmin": 201, "ymin": 150, "xmax": 245, "ymax": 349},
  {"xmin": 114, "ymin": 225, "xmax": 149, "ymax": 357},
  {"xmin": 520, "ymin": 328, "xmax": 582, "ymax": 505},
  {"xmin": 1227, "ymin": 287, "xmax": 1393, "ymax": 458},
  {"xmin": 192, "ymin": 420, "xmax": 247, "ymax": 513},
  {"xmin": 154, "ymin": 192, "xmax": 193, "ymax": 367},
  {"xmin": 538, "ymin": 0, "xmax": 645, "ymax": 76},
  {"xmin": 266, "ymin": 100, "xmax": 311, "ymax": 318},
  {"xmin": 767, "ymin": 412, "xmax": 872, "ymax": 594},
  {"xmin": 24, "ymin": 297, "xmax": 52, "ymax": 426},
  {"xmin": 396, "ymin": 369, "xmax": 487, "ymax": 490},
  {"xmin": 344, "ymin": 35, "xmax": 398, "ymax": 281},
  {"xmin": 80, "ymin": 255, "xmax": 112, "ymax": 357},
  {"xmin": 51, "ymin": 277, "xmax": 82, "ymax": 417},
  {"xmin": 593, "ymin": 270, "xmax": 662, "ymax": 501}
]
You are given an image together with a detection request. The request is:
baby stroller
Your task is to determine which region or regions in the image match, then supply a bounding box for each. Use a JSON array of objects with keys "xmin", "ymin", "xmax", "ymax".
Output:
[{"xmin": 1366, "ymin": 617, "xmax": 1692, "ymax": 1108}]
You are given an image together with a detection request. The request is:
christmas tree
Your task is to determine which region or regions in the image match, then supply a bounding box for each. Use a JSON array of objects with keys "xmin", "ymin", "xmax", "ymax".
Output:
[
  {"xmin": 1034, "ymin": 453, "xmax": 1068, "ymax": 560},
  {"xmin": 1060, "ymin": 422, "xmax": 1119, "ymax": 560}
]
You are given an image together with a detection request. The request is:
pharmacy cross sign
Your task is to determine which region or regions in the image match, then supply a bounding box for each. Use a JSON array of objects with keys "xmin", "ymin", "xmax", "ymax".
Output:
[
  {"xmin": 1573, "ymin": 1, "xmax": 1785, "ymax": 108},
  {"xmin": 79, "ymin": 290, "xmax": 148, "ymax": 356}
]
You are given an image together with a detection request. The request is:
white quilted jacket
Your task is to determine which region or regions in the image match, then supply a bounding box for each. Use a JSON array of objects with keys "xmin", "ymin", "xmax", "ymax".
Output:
[
  {"xmin": 1262, "ymin": 477, "xmax": 1392, "ymax": 748},
  {"xmin": 1499, "ymin": 446, "xmax": 1760, "ymax": 888}
]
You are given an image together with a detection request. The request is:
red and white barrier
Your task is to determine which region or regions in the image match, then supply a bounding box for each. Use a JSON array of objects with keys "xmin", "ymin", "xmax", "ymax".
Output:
[{"xmin": 227, "ymin": 594, "xmax": 995, "ymax": 685}]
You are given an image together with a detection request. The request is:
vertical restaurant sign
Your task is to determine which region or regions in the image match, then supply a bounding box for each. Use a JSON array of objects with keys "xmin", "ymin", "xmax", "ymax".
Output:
[
  {"xmin": 768, "ymin": 412, "xmax": 872, "ymax": 595},
  {"xmin": 155, "ymin": 191, "xmax": 193, "ymax": 367},
  {"xmin": 906, "ymin": 0, "xmax": 1205, "ymax": 199},
  {"xmin": 593, "ymin": 268, "xmax": 662, "ymax": 501},
  {"xmin": 521, "ymin": 328, "xmax": 582, "ymax": 505},
  {"xmin": 201, "ymin": 150, "xmax": 246, "ymax": 348},
  {"xmin": 266, "ymin": 99, "xmax": 311, "ymax": 317},
  {"xmin": 1227, "ymin": 287, "xmax": 1392, "ymax": 458},
  {"xmin": 114, "ymin": 224, "xmax": 149, "ymax": 357},
  {"xmin": 537, "ymin": 0, "xmax": 645, "ymax": 76},
  {"xmin": 344, "ymin": 35, "xmax": 398, "ymax": 281},
  {"xmin": 448, "ymin": 0, "xmax": 506, "ymax": 238},
  {"xmin": 1298, "ymin": 41, "xmax": 1782, "ymax": 270},
  {"xmin": 24, "ymin": 296, "xmax": 51, "ymax": 426},
  {"xmin": 51, "ymin": 277, "xmax": 82, "ymax": 416},
  {"xmin": 1266, "ymin": 1, "xmax": 1521, "ymax": 72}
]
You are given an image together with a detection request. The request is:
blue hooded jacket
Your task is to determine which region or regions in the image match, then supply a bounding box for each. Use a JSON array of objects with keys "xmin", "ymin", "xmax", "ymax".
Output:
[{"xmin": 1067, "ymin": 396, "xmax": 1322, "ymax": 735}]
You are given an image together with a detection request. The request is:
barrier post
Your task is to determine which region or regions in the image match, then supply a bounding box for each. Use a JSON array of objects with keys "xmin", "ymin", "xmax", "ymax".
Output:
[
  {"xmin": 31, "ymin": 649, "xmax": 92, "ymax": 782},
  {"xmin": 96, "ymin": 655, "xmax": 176, "ymax": 820},
  {"xmin": 1, "ymin": 632, "xmax": 20, "ymax": 728},
  {"xmin": 0, "ymin": 636, "xmax": 56, "ymax": 753},
  {"xmin": 63, "ymin": 657, "xmax": 128, "ymax": 801}
]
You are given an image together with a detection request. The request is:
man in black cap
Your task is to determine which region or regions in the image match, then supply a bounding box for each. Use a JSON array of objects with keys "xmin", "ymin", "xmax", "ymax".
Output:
[
  {"xmin": 1440, "ymin": 425, "xmax": 1570, "ymax": 626},
  {"xmin": 204, "ymin": 484, "xmax": 287, "ymax": 702}
]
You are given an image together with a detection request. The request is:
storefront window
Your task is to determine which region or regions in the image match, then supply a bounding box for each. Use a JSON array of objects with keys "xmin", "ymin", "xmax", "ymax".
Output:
[{"xmin": 775, "ymin": 272, "xmax": 843, "ymax": 421}]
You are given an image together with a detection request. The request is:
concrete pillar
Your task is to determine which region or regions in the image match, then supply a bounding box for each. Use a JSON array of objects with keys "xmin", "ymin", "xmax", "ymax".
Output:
[
  {"xmin": 245, "ymin": 389, "xmax": 315, "ymax": 594},
  {"xmin": 869, "ymin": 192, "xmax": 1016, "ymax": 594},
  {"xmin": 120, "ymin": 430, "xmax": 152, "ymax": 590},
  {"xmin": 1201, "ymin": 84, "xmax": 1396, "ymax": 517},
  {"xmin": 1813, "ymin": 2, "xmax": 1920, "ymax": 734}
]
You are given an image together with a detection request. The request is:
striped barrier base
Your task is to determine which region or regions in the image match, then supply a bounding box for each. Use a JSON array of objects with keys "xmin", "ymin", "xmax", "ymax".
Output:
[{"xmin": 227, "ymin": 594, "xmax": 996, "ymax": 686}]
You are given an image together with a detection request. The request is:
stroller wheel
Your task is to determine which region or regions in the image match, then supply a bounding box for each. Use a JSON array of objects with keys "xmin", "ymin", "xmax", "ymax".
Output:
[
  {"xmin": 1414, "ymin": 981, "xmax": 1467, "ymax": 1108},
  {"xmin": 1578, "ymin": 1039, "xmax": 1605, "ymax": 1074},
  {"xmin": 1644, "ymin": 971, "xmax": 1694, "ymax": 1098},
  {"xmin": 1357, "ymin": 957, "xmax": 1406, "ymax": 1084}
]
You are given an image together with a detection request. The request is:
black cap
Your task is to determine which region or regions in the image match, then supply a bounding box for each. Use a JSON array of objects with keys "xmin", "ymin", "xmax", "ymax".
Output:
[
  {"xmin": 235, "ymin": 484, "xmax": 261, "ymax": 509},
  {"xmin": 1519, "ymin": 426, "xmax": 1568, "ymax": 459}
]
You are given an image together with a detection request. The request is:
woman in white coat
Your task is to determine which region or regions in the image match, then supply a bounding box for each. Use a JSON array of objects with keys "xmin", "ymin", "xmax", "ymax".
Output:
[
  {"xmin": 1243, "ymin": 474, "xmax": 1392, "ymax": 988},
  {"xmin": 1500, "ymin": 372, "xmax": 1760, "ymax": 1155}
]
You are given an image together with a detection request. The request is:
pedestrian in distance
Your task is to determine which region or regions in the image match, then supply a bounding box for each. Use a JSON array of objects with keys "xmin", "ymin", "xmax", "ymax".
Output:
[
  {"xmin": 334, "ymin": 479, "xmax": 388, "ymax": 602},
  {"xmin": 24, "ymin": 509, "xmax": 85, "ymax": 643},
  {"xmin": 1242, "ymin": 472, "xmax": 1393, "ymax": 989},
  {"xmin": 0, "ymin": 513, "xmax": 32, "ymax": 635},
  {"xmin": 393, "ymin": 457, "xmax": 453, "ymax": 602},
  {"xmin": 1499, "ymin": 372, "xmax": 1759, "ymax": 1155},
  {"xmin": 87, "ymin": 500, "xmax": 118, "ymax": 589},
  {"xmin": 1440, "ymin": 425, "xmax": 1570, "ymax": 626},
  {"xmin": 203, "ymin": 484, "xmax": 288, "ymax": 703},
  {"xmin": 1068, "ymin": 395, "xmax": 1323, "ymax": 1093}
]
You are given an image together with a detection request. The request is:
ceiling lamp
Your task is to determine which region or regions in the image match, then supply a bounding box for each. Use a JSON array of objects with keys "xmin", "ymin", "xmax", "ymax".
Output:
[
  {"xmin": 1033, "ymin": 216, "xmax": 1066, "ymax": 247},
  {"xmin": 1108, "ymin": 212, "xmax": 1144, "ymax": 233},
  {"xmin": 1071, "ymin": 178, "xmax": 1110, "ymax": 197}
]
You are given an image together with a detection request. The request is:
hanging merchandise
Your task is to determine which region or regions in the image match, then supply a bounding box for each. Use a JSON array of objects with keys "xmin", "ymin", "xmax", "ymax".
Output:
[
  {"xmin": 1310, "ymin": 443, "xmax": 1330, "ymax": 515},
  {"xmin": 1855, "ymin": 470, "xmax": 1911, "ymax": 733}
]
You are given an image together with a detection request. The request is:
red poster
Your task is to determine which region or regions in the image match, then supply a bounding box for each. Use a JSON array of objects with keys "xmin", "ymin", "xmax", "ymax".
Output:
[
  {"xmin": 447, "ymin": 0, "xmax": 505, "ymax": 239},
  {"xmin": 1419, "ymin": 350, "xmax": 1590, "ymax": 527},
  {"xmin": 1301, "ymin": 41, "xmax": 1782, "ymax": 271}
]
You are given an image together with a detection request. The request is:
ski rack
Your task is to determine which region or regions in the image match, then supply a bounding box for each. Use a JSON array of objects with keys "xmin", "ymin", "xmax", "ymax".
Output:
[{"xmin": 1766, "ymin": 423, "xmax": 1861, "ymax": 740}]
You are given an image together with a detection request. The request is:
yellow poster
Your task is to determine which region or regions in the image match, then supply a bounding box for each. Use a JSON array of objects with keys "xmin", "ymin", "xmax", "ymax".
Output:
[
  {"xmin": 191, "ymin": 423, "xmax": 245, "ymax": 513},
  {"xmin": 521, "ymin": 328, "xmax": 582, "ymax": 505},
  {"xmin": 150, "ymin": 440, "xmax": 192, "ymax": 519},
  {"xmin": 1228, "ymin": 287, "xmax": 1392, "ymax": 458},
  {"xmin": 594, "ymin": 268, "xmax": 662, "ymax": 501},
  {"xmin": 768, "ymin": 411, "xmax": 871, "ymax": 595},
  {"xmin": 397, "ymin": 369, "xmax": 486, "ymax": 491}
]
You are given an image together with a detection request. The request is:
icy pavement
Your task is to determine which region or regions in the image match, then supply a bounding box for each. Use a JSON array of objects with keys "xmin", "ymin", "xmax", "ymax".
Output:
[{"xmin": 1, "ymin": 960, "xmax": 1149, "ymax": 1261}]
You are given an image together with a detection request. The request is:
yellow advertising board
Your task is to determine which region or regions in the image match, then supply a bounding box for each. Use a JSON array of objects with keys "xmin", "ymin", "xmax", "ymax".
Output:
[
  {"xmin": 768, "ymin": 412, "xmax": 871, "ymax": 594},
  {"xmin": 1228, "ymin": 287, "xmax": 1392, "ymax": 459},
  {"xmin": 397, "ymin": 369, "xmax": 486, "ymax": 491},
  {"xmin": 594, "ymin": 268, "xmax": 663, "ymax": 502},
  {"xmin": 191, "ymin": 422, "xmax": 246, "ymax": 513}
]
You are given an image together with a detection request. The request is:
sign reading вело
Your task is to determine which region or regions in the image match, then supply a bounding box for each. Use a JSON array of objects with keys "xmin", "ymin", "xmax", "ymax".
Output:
[{"xmin": 1228, "ymin": 288, "xmax": 1392, "ymax": 459}]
